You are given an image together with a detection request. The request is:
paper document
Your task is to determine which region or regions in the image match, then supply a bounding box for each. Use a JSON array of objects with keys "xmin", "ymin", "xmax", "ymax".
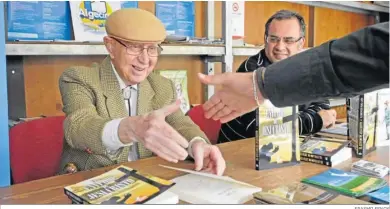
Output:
[{"xmin": 159, "ymin": 164, "xmax": 262, "ymax": 204}]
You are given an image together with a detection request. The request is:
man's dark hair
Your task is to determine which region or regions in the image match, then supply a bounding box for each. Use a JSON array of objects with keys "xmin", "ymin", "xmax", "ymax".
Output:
[{"xmin": 265, "ymin": 10, "xmax": 306, "ymax": 38}]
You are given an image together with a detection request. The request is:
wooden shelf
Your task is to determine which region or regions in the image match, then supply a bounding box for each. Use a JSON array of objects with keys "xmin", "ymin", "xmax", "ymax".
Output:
[{"xmin": 232, "ymin": 46, "xmax": 264, "ymax": 56}]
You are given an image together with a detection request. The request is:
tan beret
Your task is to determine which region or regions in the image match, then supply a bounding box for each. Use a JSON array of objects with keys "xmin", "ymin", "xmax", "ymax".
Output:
[{"xmin": 105, "ymin": 8, "xmax": 166, "ymax": 44}]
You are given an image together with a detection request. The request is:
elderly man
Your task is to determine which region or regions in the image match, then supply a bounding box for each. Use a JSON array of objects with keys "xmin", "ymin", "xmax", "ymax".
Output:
[
  {"xmin": 59, "ymin": 8, "xmax": 225, "ymax": 175},
  {"xmin": 218, "ymin": 10, "xmax": 337, "ymax": 143}
]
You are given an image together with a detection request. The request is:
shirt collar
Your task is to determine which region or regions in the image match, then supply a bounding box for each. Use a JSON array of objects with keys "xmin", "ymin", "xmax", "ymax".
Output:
[{"xmin": 111, "ymin": 62, "xmax": 138, "ymax": 91}]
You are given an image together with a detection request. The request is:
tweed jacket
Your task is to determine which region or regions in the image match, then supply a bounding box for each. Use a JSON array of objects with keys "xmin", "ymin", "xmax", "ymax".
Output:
[{"xmin": 58, "ymin": 57, "xmax": 208, "ymax": 173}]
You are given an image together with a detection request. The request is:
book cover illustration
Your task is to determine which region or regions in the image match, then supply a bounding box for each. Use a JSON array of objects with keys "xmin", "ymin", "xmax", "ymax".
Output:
[
  {"xmin": 301, "ymin": 168, "xmax": 387, "ymax": 197},
  {"xmin": 347, "ymin": 91, "xmax": 378, "ymax": 157},
  {"xmin": 300, "ymin": 137, "xmax": 350, "ymax": 166},
  {"xmin": 253, "ymin": 182, "xmax": 371, "ymax": 204},
  {"xmin": 255, "ymin": 100, "xmax": 299, "ymax": 170},
  {"xmin": 375, "ymin": 88, "xmax": 390, "ymax": 146},
  {"xmin": 158, "ymin": 70, "xmax": 190, "ymax": 113},
  {"xmin": 366, "ymin": 185, "xmax": 389, "ymax": 204},
  {"xmin": 64, "ymin": 165, "xmax": 174, "ymax": 204}
]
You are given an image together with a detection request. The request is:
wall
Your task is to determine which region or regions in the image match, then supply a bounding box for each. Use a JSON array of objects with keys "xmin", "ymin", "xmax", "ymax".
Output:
[
  {"xmin": 0, "ymin": 3, "xmax": 10, "ymax": 187},
  {"xmin": 12, "ymin": 1, "xmax": 376, "ymax": 118}
]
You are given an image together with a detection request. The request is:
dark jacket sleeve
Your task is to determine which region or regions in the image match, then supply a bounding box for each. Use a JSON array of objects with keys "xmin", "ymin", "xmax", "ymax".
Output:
[
  {"xmin": 298, "ymin": 101, "xmax": 331, "ymax": 135},
  {"xmin": 261, "ymin": 22, "xmax": 389, "ymax": 107}
]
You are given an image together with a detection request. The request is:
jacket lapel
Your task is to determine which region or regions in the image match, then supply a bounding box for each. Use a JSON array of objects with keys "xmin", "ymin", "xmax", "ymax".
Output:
[
  {"xmin": 100, "ymin": 57, "xmax": 128, "ymax": 119},
  {"xmin": 137, "ymin": 76, "xmax": 155, "ymax": 159},
  {"xmin": 137, "ymin": 76, "xmax": 155, "ymax": 115}
]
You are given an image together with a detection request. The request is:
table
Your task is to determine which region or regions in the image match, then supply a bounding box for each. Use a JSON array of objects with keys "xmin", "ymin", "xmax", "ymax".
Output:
[{"xmin": 0, "ymin": 138, "xmax": 388, "ymax": 204}]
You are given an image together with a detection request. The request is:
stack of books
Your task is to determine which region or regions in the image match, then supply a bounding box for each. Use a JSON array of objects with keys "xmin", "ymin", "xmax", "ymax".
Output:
[
  {"xmin": 351, "ymin": 160, "xmax": 390, "ymax": 178},
  {"xmin": 64, "ymin": 165, "xmax": 178, "ymax": 204},
  {"xmin": 300, "ymin": 136, "xmax": 351, "ymax": 167}
]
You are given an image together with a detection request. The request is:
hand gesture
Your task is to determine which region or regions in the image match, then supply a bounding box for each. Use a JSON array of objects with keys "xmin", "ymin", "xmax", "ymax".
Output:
[
  {"xmin": 119, "ymin": 99, "xmax": 189, "ymax": 162},
  {"xmin": 318, "ymin": 109, "xmax": 337, "ymax": 129},
  {"xmin": 198, "ymin": 72, "xmax": 264, "ymax": 123},
  {"xmin": 191, "ymin": 140, "xmax": 226, "ymax": 176}
]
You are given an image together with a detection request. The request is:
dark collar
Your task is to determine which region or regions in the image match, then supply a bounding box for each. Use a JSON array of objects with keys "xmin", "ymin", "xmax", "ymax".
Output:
[{"xmin": 259, "ymin": 49, "xmax": 272, "ymax": 67}]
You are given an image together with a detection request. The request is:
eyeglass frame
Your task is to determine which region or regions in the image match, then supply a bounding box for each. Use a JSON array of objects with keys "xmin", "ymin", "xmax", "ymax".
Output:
[
  {"xmin": 265, "ymin": 35, "xmax": 303, "ymax": 45},
  {"xmin": 110, "ymin": 37, "xmax": 163, "ymax": 57}
]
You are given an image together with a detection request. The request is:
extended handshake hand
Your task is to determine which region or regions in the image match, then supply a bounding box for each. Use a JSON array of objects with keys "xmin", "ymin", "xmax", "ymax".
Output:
[{"xmin": 197, "ymin": 72, "xmax": 264, "ymax": 123}]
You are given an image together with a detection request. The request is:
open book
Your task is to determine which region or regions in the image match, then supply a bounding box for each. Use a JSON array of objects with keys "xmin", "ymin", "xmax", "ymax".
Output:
[{"xmin": 160, "ymin": 165, "xmax": 262, "ymax": 204}]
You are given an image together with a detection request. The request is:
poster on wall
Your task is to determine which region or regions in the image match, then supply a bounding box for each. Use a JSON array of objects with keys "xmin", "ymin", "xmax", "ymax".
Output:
[
  {"xmin": 7, "ymin": 1, "xmax": 72, "ymax": 41},
  {"xmin": 70, "ymin": 1, "xmax": 138, "ymax": 42},
  {"xmin": 158, "ymin": 70, "xmax": 190, "ymax": 113},
  {"xmin": 155, "ymin": 1, "xmax": 194, "ymax": 37},
  {"xmin": 231, "ymin": 1, "xmax": 245, "ymax": 39}
]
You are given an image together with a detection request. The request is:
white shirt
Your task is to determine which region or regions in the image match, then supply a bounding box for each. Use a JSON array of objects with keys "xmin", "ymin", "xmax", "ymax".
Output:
[{"xmin": 102, "ymin": 63, "xmax": 204, "ymax": 161}]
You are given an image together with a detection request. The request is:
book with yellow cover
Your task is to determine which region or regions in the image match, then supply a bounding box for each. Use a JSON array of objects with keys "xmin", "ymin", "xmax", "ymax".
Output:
[
  {"xmin": 255, "ymin": 100, "xmax": 300, "ymax": 170},
  {"xmin": 299, "ymin": 136, "xmax": 351, "ymax": 167},
  {"xmin": 64, "ymin": 165, "xmax": 175, "ymax": 204}
]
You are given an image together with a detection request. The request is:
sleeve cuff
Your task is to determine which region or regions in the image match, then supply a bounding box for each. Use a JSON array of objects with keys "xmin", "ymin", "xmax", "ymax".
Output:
[
  {"xmin": 256, "ymin": 67, "xmax": 269, "ymax": 100},
  {"xmin": 313, "ymin": 113, "xmax": 324, "ymax": 133},
  {"xmin": 102, "ymin": 118, "xmax": 133, "ymax": 153},
  {"xmin": 187, "ymin": 137, "xmax": 207, "ymax": 158}
]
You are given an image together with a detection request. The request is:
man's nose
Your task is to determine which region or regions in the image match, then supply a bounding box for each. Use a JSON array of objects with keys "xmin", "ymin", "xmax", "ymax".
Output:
[
  {"xmin": 274, "ymin": 40, "xmax": 287, "ymax": 50},
  {"xmin": 137, "ymin": 49, "xmax": 149, "ymax": 64}
]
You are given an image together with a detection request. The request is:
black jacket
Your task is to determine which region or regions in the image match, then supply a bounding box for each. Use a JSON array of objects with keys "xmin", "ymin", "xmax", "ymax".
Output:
[
  {"xmin": 218, "ymin": 49, "xmax": 330, "ymax": 144},
  {"xmin": 260, "ymin": 22, "xmax": 389, "ymax": 107}
]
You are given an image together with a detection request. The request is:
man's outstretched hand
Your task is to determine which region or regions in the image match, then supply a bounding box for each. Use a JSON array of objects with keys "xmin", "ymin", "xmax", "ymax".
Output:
[{"xmin": 198, "ymin": 72, "xmax": 264, "ymax": 123}]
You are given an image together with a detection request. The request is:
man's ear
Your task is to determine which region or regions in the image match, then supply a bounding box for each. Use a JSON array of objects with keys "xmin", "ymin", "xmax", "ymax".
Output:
[
  {"xmin": 103, "ymin": 36, "xmax": 115, "ymax": 59},
  {"xmin": 299, "ymin": 37, "xmax": 306, "ymax": 49}
]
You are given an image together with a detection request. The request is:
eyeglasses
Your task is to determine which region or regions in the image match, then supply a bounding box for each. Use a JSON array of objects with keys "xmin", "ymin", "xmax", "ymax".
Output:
[
  {"xmin": 266, "ymin": 35, "xmax": 303, "ymax": 45},
  {"xmin": 111, "ymin": 37, "xmax": 163, "ymax": 57}
]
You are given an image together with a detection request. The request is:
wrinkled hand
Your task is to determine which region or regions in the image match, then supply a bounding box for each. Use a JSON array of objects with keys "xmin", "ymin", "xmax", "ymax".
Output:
[
  {"xmin": 118, "ymin": 99, "xmax": 189, "ymax": 163},
  {"xmin": 198, "ymin": 72, "xmax": 264, "ymax": 123},
  {"xmin": 191, "ymin": 140, "xmax": 226, "ymax": 176},
  {"xmin": 318, "ymin": 109, "xmax": 337, "ymax": 129}
]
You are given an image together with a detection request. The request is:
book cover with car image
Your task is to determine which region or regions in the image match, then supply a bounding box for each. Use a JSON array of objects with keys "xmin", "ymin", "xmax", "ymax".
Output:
[
  {"xmin": 301, "ymin": 168, "xmax": 387, "ymax": 197},
  {"xmin": 64, "ymin": 165, "xmax": 176, "ymax": 204},
  {"xmin": 347, "ymin": 91, "xmax": 378, "ymax": 157},
  {"xmin": 255, "ymin": 100, "xmax": 300, "ymax": 170},
  {"xmin": 299, "ymin": 136, "xmax": 351, "ymax": 167},
  {"xmin": 253, "ymin": 182, "xmax": 371, "ymax": 204}
]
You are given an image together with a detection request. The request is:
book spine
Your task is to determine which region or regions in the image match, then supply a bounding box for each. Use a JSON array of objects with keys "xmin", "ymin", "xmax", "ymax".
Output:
[
  {"xmin": 300, "ymin": 153, "xmax": 331, "ymax": 166},
  {"xmin": 64, "ymin": 189, "xmax": 85, "ymax": 204},
  {"xmin": 357, "ymin": 95, "xmax": 364, "ymax": 157},
  {"xmin": 255, "ymin": 108, "xmax": 260, "ymax": 170},
  {"xmin": 300, "ymin": 156, "xmax": 329, "ymax": 166},
  {"xmin": 346, "ymin": 98, "xmax": 351, "ymax": 147}
]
